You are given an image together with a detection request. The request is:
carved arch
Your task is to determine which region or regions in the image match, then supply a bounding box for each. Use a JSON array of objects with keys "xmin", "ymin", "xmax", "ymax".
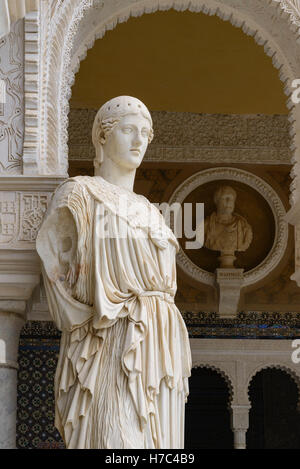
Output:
[
  {"xmin": 192, "ymin": 363, "xmax": 234, "ymax": 405},
  {"xmin": 247, "ymin": 364, "xmax": 300, "ymax": 411},
  {"xmin": 38, "ymin": 0, "xmax": 300, "ymax": 202}
]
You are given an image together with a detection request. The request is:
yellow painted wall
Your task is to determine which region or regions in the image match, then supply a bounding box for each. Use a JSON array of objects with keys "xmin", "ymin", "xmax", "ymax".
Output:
[{"xmin": 70, "ymin": 10, "xmax": 287, "ymax": 114}]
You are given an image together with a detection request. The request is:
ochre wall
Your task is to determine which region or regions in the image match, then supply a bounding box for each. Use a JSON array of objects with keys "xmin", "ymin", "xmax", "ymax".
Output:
[{"xmin": 70, "ymin": 10, "xmax": 287, "ymax": 115}]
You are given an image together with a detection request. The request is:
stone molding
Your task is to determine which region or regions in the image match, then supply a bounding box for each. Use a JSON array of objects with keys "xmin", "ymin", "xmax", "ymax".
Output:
[
  {"xmin": 23, "ymin": 11, "xmax": 40, "ymax": 175},
  {"xmin": 68, "ymin": 109, "xmax": 292, "ymax": 164},
  {"xmin": 37, "ymin": 0, "xmax": 300, "ymax": 200},
  {"xmin": 0, "ymin": 250, "xmax": 41, "ymax": 300},
  {"xmin": 168, "ymin": 167, "xmax": 289, "ymax": 287}
]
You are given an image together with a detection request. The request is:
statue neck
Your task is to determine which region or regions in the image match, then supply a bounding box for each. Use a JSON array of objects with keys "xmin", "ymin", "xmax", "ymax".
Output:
[{"xmin": 94, "ymin": 157, "xmax": 136, "ymax": 192}]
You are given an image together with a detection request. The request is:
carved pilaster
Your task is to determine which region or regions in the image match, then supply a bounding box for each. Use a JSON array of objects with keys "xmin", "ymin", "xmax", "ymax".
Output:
[{"xmin": 23, "ymin": 10, "xmax": 40, "ymax": 175}]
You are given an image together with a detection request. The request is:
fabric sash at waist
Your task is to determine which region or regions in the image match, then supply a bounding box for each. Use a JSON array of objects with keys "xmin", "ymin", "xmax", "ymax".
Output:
[{"xmin": 137, "ymin": 290, "xmax": 174, "ymax": 304}]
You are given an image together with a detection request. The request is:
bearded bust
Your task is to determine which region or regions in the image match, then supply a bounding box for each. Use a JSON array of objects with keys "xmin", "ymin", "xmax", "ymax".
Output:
[{"xmin": 204, "ymin": 185, "xmax": 253, "ymax": 267}]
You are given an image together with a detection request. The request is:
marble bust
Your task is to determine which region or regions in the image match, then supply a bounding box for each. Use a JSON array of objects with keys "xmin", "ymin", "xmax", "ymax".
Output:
[
  {"xmin": 36, "ymin": 96, "xmax": 191, "ymax": 449},
  {"xmin": 204, "ymin": 185, "xmax": 253, "ymax": 267}
]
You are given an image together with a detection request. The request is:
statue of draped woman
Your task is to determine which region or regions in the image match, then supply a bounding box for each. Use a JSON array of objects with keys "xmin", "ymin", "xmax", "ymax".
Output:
[{"xmin": 36, "ymin": 96, "xmax": 191, "ymax": 449}]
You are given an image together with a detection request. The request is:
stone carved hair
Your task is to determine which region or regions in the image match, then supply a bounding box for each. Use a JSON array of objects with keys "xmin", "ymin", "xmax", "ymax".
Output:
[
  {"xmin": 213, "ymin": 185, "xmax": 237, "ymax": 206},
  {"xmin": 92, "ymin": 96, "xmax": 154, "ymax": 168}
]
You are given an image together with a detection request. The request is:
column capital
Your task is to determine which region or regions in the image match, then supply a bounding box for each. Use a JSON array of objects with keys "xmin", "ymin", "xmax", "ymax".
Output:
[{"xmin": 230, "ymin": 404, "xmax": 250, "ymax": 450}]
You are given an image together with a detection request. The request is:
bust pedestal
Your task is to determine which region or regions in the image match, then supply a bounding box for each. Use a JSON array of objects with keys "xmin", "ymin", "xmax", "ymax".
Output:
[{"xmin": 216, "ymin": 268, "xmax": 244, "ymax": 318}]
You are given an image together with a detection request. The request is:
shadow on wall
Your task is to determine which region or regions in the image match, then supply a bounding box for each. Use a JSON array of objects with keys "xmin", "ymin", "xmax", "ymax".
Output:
[
  {"xmin": 247, "ymin": 368, "xmax": 300, "ymax": 449},
  {"xmin": 185, "ymin": 367, "xmax": 233, "ymax": 449}
]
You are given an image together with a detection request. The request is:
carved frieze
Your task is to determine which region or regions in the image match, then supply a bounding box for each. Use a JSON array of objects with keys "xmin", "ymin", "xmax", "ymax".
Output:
[{"xmin": 68, "ymin": 109, "xmax": 292, "ymax": 164}]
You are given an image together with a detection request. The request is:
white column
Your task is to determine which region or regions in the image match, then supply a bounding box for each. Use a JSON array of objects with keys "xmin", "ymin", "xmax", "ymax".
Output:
[
  {"xmin": 0, "ymin": 307, "xmax": 25, "ymax": 449},
  {"xmin": 230, "ymin": 405, "xmax": 250, "ymax": 449}
]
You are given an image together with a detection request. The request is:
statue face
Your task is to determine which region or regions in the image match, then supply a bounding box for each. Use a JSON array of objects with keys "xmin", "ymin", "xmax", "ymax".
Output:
[
  {"xmin": 102, "ymin": 114, "xmax": 151, "ymax": 170},
  {"xmin": 216, "ymin": 191, "xmax": 235, "ymax": 215}
]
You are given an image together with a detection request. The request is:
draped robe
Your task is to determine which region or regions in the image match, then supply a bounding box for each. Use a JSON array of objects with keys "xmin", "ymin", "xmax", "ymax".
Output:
[
  {"xmin": 36, "ymin": 175, "xmax": 191, "ymax": 449},
  {"xmin": 204, "ymin": 211, "xmax": 253, "ymax": 253}
]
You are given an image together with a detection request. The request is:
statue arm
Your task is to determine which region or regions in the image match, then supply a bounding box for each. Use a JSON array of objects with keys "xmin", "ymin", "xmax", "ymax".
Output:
[
  {"xmin": 37, "ymin": 182, "xmax": 78, "ymax": 290},
  {"xmin": 37, "ymin": 181, "xmax": 93, "ymax": 331}
]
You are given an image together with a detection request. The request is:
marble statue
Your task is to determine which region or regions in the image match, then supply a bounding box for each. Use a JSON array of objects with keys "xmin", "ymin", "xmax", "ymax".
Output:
[
  {"xmin": 204, "ymin": 185, "xmax": 253, "ymax": 267},
  {"xmin": 36, "ymin": 96, "xmax": 191, "ymax": 449}
]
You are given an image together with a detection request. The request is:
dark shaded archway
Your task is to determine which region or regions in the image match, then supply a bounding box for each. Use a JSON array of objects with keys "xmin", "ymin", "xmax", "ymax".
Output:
[
  {"xmin": 185, "ymin": 367, "xmax": 233, "ymax": 449},
  {"xmin": 247, "ymin": 368, "xmax": 300, "ymax": 449}
]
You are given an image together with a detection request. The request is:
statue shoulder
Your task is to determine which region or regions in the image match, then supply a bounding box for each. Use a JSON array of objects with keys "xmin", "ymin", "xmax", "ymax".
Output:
[
  {"xmin": 51, "ymin": 176, "xmax": 92, "ymax": 208},
  {"xmin": 234, "ymin": 213, "xmax": 252, "ymax": 229}
]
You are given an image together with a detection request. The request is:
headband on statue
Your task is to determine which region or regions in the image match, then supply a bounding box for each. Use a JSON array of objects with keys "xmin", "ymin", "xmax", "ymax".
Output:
[
  {"xmin": 95, "ymin": 95, "xmax": 153, "ymax": 127},
  {"xmin": 92, "ymin": 96, "xmax": 153, "ymax": 168}
]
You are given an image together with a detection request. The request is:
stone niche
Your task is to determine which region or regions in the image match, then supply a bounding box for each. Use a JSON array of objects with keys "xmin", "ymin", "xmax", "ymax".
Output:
[
  {"xmin": 166, "ymin": 167, "xmax": 290, "ymax": 316},
  {"xmin": 181, "ymin": 179, "xmax": 275, "ymax": 274}
]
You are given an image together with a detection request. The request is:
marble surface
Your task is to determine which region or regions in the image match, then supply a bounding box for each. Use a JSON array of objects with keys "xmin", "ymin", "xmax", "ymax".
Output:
[{"xmin": 37, "ymin": 96, "xmax": 191, "ymax": 449}]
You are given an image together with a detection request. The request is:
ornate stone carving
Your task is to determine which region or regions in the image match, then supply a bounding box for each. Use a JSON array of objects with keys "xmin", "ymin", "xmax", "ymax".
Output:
[
  {"xmin": 0, "ymin": 176, "xmax": 65, "ymax": 249},
  {"xmin": 0, "ymin": 191, "xmax": 50, "ymax": 247},
  {"xmin": 168, "ymin": 167, "xmax": 289, "ymax": 287},
  {"xmin": 0, "ymin": 20, "xmax": 24, "ymax": 174},
  {"xmin": 23, "ymin": 11, "xmax": 40, "ymax": 175},
  {"xmin": 37, "ymin": 0, "xmax": 300, "ymax": 190},
  {"xmin": 0, "ymin": 0, "xmax": 39, "ymax": 38},
  {"xmin": 273, "ymin": 0, "xmax": 300, "ymax": 27},
  {"xmin": 68, "ymin": 109, "xmax": 292, "ymax": 164},
  {"xmin": 19, "ymin": 194, "xmax": 48, "ymax": 242}
]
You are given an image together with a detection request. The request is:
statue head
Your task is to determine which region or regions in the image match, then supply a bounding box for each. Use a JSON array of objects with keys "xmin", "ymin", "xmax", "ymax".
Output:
[
  {"xmin": 92, "ymin": 96, "xmax": 154, "ymax": 171},
  {"xmin": 213, "ymin": 185, "xmax": 236, "ymax": 216}
]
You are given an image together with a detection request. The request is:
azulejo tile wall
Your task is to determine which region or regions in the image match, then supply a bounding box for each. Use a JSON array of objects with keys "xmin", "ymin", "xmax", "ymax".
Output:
[{"xmin": 17, "ymin": 323, "xmax": 64, "ymax": 449}]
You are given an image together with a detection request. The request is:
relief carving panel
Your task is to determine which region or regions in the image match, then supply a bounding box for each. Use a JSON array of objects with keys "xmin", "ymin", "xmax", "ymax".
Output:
[
  {"xmin": 0, "ymin": 191, "xmax": 51, "ymax": 248},
  {"xmin": 0, "ymin": 20, "xmax": 24, "ymax": 174}
]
